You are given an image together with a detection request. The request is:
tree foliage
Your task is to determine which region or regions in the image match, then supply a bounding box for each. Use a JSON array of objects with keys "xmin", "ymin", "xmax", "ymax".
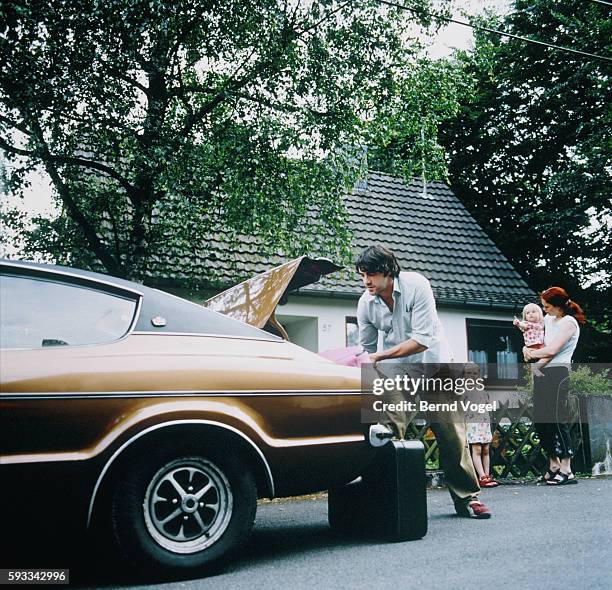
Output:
[
  {"xmin": 1, "ymin": 0, "xmax": 447, "ymax": 280},
  {"xmin": 439, "ymin": 0, "xmax": 611, "ymax": 358},
  {"xmin": 366, "ymin": 57, "xmax": 474, "ymax": 182}
]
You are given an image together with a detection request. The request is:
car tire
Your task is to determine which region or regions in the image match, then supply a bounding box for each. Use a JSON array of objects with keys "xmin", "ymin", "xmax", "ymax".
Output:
[{"xmin": 110, "ymin": 448, "xmax": 256, "ymax": 576}]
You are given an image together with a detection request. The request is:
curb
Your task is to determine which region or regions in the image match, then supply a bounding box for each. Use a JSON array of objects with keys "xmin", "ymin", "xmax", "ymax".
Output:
[{"xmin": 425, "ymin": 470, "xmax": 612, "ymax": 489}]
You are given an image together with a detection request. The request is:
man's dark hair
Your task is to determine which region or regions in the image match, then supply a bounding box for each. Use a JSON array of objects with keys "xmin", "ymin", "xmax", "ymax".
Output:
[{"xmin": 355, "ymin": 245, "xmax": 401, "ymax": 277}]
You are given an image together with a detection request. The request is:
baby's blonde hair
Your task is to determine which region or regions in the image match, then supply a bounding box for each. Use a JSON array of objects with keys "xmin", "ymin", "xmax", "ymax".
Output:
[
  {"xmin": 523, "ymin": 303, "xmax": 544, "ymax": 322},
  {"xmin": 463, "ymin": 362, "xmax": 481, "ymax": 377}
]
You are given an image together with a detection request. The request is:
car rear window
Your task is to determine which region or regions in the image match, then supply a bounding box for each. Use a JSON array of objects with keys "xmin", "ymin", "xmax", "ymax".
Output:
[{"xmin": 0, "ymin": 273, "xmax": 138, "ymax": 349}]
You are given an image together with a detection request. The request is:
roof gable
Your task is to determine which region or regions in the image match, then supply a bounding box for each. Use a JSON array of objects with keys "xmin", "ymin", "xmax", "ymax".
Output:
[{"xmin": 310, "ymin": 172, "xmax": 535, "ymax": 306}]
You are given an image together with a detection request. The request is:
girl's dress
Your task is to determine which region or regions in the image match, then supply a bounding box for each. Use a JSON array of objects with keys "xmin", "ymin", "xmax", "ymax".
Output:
[
  {"xmin": 465, "ymin": 390, "xmax": 493, "ymax": 444},
  {"xmin": 466, "ymin": 419, "xmax": 493, "ymax": 444}
]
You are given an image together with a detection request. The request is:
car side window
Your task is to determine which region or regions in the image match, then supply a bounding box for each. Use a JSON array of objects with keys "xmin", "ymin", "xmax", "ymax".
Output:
[{"xmin": 0, "ymin": 273, "xmax": 138, "ymax": 349}]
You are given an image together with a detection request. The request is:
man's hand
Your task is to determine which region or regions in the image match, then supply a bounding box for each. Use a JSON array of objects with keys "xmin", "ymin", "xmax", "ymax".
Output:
[{"xmin": 369, "ymin": 352, "xmax": 382, "ymax": 367}]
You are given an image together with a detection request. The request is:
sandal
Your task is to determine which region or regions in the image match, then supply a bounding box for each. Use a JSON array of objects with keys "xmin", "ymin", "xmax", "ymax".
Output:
[
  {"xmin": 546, "ymin": 471, "xmax": 578, "ymax": 486},
  {"xmin": 479, "ymin": 475, "xmax": 499, "ymax": 488},
  {"xmin": 536, "ymin": 468, "xmax": 559, "ymax": 483},
  {"xmin": 485, "ymin": 475, "xmax": 499, "ymax": 487}
]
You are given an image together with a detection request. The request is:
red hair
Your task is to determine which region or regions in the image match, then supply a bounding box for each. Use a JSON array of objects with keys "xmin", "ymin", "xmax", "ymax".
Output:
[{"xmin": 540, "ymin": 287, "xmax": 586, "ymax": 324}]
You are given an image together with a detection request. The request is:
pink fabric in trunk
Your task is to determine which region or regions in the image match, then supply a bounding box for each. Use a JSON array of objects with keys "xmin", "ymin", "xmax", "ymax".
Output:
[{"xmin": 319, "ymin": 345, "xmax": 368, "ymax": 367}]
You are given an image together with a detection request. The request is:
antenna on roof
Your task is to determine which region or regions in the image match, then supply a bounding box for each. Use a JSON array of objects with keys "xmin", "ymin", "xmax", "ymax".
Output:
[
  {"xmin": 421, "ymin": 125, "xmax": 427, "ymax": 199},
  {"xmin": 353, "ymin": 144, "xmax": 369, "ymax": 190}
]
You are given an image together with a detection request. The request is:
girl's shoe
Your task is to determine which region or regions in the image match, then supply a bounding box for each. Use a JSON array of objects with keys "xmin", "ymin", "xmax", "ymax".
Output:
[
  {"xmin": 479, "ymin": 475, "xmax": 498, "ymax": 488},
  {"xmin": 485, "ymin": 475, "xmax": 499, "ymax": 487}
]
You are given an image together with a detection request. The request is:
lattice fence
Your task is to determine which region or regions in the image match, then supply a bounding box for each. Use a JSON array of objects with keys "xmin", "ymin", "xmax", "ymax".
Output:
[
  {"xmin": 489, "ymin": 397, "xmax": 588, "ymax": 477},
  {"xmin": 405, "ymin": 396, "xmax": 589, "ymax": 477}
]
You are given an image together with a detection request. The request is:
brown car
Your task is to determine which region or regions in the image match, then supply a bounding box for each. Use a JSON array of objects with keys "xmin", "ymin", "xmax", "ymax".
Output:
[{"xmin": 0, "ymin": 257, "xmax": 379, "ymax": 574}]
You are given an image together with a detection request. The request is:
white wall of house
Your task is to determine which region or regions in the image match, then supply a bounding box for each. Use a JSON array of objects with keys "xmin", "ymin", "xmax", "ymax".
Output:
[
  {"xmin": 276, "ymin": 296, "xmax": 351, "ymax": 352},
  {"xmin": 278, "ymin": 294, "xmax": 516, "ymax": 361}
]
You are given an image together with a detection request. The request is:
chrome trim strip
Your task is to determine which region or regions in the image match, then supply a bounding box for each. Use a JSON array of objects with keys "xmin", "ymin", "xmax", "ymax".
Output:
[
  {"xmin": 130, "ymin": 294, "xmax": 143, "ymax": 338},
  {"xmin": 86, "ymin": 419, "xmax": 275, "ymax": 529},
  {"xmin": 1, "ymin": 389, "xmax": 364, "ymax": 401},
  {"xmin": 130, "ymin": 331, "xmax": 283, "ymax": 342},
  {"xmin": 2, "ymin": 433, "xmax": 364, "ymax": 466},
  {"xmin": 0, "ymin": 431, "xmax": 365, "ymax": 466}
]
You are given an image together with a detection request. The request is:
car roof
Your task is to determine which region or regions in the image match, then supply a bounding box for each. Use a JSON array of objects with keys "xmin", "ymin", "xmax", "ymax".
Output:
[
  {"xmin": 0, "ymin": 259, "xmax": 282, "ymax": 341},
  {"xmin": 1, "ymin": 258, "xmax": 143, "ymax": 292}
]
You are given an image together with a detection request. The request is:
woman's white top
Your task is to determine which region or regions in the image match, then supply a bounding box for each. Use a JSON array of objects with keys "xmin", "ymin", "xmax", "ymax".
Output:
[{"xmin": 544, "ymin": 314, "xmax": 580, "ymax": 364}]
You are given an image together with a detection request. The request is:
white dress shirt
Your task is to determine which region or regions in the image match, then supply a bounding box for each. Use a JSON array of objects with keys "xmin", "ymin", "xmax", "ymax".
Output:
[{"xmin": 357, "ymin": 271, "xmax": 452, "ymax": 365}]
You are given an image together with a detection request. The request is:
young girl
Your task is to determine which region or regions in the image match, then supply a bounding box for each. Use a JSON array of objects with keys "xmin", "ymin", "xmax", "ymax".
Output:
[
  {"xmin": 464, "ymin": 363, "xmax": 498, "ymax": 488},
  {"xmin": 513, "ymin": 303, "xmax": 548, "ymax": 376}
]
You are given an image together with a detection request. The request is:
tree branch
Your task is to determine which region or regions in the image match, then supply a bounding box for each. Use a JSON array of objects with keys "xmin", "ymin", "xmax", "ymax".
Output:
[
  {"xmin": 100, "ymin": 61, "xmax": 150, "ymax": 95},
  {"xmin": 229, "ymin": 89, "xmax": 339, "ymax": 118},
  {"xmin": 0, "ymin": 134, "xmax": 138, "ymax": 202},
  {"xmin": 296, "ymin": 0, "xmax": 353, "ymax": 36},
  {"xmin": 0, "ymin": 136, "xmax": 36, "ymax": 158},
  {"xmin": 168, "ymin": 7, "xmax": 211, "ymax": 65},
  {"xmin": 104, "ymin": 205, "xmax": 123, "ymax": 263},
  {"xmin": 181, "ymin": 38, "xmax": 294, "ymax": 136},
  {"xmin": 24, "ymin": 117, "xmax": 123, "ymax": 276},
  {"xmin": 0, "ymin": 114, "xmax": 31, "ymax": 136}
]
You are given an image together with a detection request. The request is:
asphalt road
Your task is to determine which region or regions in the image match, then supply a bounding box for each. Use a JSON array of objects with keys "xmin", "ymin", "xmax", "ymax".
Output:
[{"xmin": 17, "ymin": 478, "xmax": 612, "ymax": 590}]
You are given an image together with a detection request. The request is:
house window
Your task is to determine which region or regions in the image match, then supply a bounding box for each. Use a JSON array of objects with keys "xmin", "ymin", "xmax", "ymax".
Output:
[
  {"xmin": 346, "ymin": 316, "xmax": 359, "ymax": 347},
  {"xmin": 466, "ymin": 318, "xmax": 524, "ymax": 383}
]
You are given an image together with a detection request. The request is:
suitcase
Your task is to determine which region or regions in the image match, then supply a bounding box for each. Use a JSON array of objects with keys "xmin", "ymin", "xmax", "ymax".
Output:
[{"xmin": 328, "ymin": 440, "xmax": 427, "ymax": 541}]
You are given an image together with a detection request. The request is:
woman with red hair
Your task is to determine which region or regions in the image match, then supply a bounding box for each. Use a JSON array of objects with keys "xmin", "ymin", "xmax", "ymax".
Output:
[{"xmin": 524, "ymin": 287, "xmax": 586, "ymax": 485}]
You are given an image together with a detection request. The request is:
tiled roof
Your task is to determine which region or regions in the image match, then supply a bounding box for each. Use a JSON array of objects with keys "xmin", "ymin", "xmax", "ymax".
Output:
[{"xmin": 147, "ymin": 171, "xmax": 535, "ymax": 308}]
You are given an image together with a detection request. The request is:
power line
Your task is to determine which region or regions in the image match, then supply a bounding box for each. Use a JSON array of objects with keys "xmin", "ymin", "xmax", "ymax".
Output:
[
  {"xmin": 588, "ymin": 0, "xmax": 612, "ymax": 8},
  {"xmin": 377, "ymin": 0, "xmax": 612, "ymax": 64}
]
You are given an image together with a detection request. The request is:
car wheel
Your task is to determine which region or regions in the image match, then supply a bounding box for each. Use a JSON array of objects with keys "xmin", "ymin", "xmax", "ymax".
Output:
[{"xmin": 111, "ymin": 450, "xmax": 256, "ymax": 575}]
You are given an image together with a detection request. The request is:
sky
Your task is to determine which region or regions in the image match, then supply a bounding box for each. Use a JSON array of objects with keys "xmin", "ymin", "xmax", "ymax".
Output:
[
  {"xmin": 427, "ymin": 0, "xmax": 512, "ymax": 58},
  {"xmin": 1, "ymin": 1, "xmax": 513, "ymax": 227}
]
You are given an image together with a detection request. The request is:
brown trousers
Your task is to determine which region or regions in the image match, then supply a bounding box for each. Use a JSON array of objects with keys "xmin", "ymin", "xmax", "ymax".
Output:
[{"xmin": 382, "ymin": 367, "xmax": 481, "ymax": 508}]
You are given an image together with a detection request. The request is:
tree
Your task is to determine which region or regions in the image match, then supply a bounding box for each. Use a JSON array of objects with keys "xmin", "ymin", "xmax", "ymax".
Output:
[
  {"xmin": 439, "ymin": 0, "xmax": 611, "ymax": 359},
  {"xmin": 0, "ymin": 0, "xmax": 448, "ymax": 281},
  {"xmin": 366, "ymin": 57, "xmax": 474, "ymax": 184}
]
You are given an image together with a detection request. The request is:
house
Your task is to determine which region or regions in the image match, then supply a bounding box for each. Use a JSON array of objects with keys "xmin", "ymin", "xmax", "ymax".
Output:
[{"xmin": 150, "ymin": 172, "xmax": 536, "ymax": 375}]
